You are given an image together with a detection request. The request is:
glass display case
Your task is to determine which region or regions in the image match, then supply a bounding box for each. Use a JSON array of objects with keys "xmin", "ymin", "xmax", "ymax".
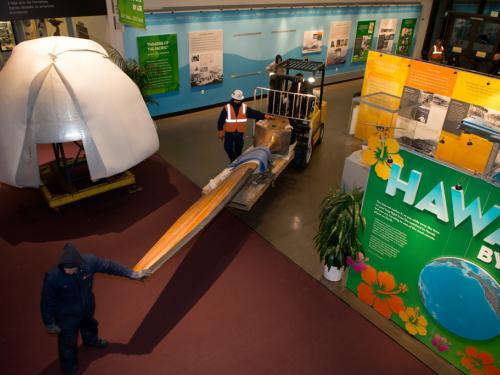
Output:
[{"xmin": 349, "ymin": 92, "xmax": 404, "ymax": 140}]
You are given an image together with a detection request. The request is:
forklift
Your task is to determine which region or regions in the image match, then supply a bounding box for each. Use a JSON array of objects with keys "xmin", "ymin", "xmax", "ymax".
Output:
[{"xmin": 253, "ymin": 58, "xmax": 327, "ymax": 167}]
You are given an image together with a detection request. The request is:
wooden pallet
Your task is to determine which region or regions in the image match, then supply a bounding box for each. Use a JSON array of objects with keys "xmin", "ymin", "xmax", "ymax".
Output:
[{"xmin": 228, "ymin": 144, "xmax": 295, "ymax": 211}]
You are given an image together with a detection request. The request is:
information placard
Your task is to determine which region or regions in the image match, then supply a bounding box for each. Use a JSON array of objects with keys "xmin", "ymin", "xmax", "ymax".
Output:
[
  {"xmin": 0, "ymin": 0, "xmax": 106, "ymax": 20},
  {"xmin": 396, "ymin": 18, "xmax": 417, "ymax": 56},
  {"xmin": 118, "ymin": 0, "xmax": 145, "ymax": 29},
  {"xmin": 137, "ymin": 34, "xmax": 179, "ymax": 95},
  {"xmin": 346, "ymin": 149, "xmax": 500, "ymax": 374},
  {"xmin": 352, "ymin": 20, "xmax": 376, "ymax": 63}
]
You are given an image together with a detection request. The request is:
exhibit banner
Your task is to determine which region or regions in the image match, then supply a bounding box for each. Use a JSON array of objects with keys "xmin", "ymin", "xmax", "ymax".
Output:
[
  {"xmin": 326, "ymin": 21, "xmax": 352, "ymax": 66},
  {"xmin": 393, "ymin": 61, "xmax": 458, "ymax": 156},
  {"xmin": 396, "ymin": 18, "xmax": 417, "ymax": 56},
  {"xmin": 302, "ymin": 30, "xmax": 324, "ymax": 54},
  {"xmin": 352, "ymin": 20, "xmax": 376, "ymax": 63},
  {"xmin": 435, "ymin": 71, "xmax": 500, "ymax": 174},
  {"xmin": 355, "ymin": 52, "xmax": 410, "ymax": 141},
  {"xmin": 346, "ymin": 149, "xmax": 500, "ymax": 374},
  {"xmin": 0, "ymin": 0, "xmax": 106, "ymax": 20},
  {"xmin": 376, "ymin": 19, "xmax": 397, "ymax": 53},
  {"xmin": 118, "ymin": 0, "xmax": 145, "ymax": 29},
  {"xmin": 189, "ymin": 30, "xmax": 224, "ymax": 87},
  {"xmin": 137, "ymin": 34, "xmax": 179, "ymax": 95}
]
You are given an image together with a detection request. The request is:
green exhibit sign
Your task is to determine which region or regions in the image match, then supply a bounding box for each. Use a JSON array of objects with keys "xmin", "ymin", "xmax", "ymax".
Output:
[
  {"xmin": 346, "ymin": 149, "xmax": 499, "ymax": 374},
  {"xmin": 352, "ymin": 20, "xmax": 376, "ymax": 63},
  {"xmin": 118, "ymin": 0, "xmax": 145, "ymax": 29},
  {"xmin": 137, "ymin": 34, "xmax": 179, "ymax": 95},
  {"xmin": 396, "ymin": 18, "xmax": 417, "ymax": 56}
]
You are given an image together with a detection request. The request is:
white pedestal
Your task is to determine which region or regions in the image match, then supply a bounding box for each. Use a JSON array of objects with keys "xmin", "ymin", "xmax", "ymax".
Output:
[{"xmin": 341, "ymin": 149, "xmax": 370, "ymax": 192}]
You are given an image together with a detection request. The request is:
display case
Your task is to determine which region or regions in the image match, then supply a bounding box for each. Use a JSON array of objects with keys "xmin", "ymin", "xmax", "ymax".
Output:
[{"xmin": 349, "ymin": 92, "xmax": 403, "ymax": 139}]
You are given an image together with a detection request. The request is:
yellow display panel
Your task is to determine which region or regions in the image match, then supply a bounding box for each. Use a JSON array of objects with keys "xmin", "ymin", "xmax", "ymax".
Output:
[
  {"xmin": 355, "ymin": 52, "xmax": 410, "ymax": 140},
  {"xmin": 435, "ymin": 72, "xmax": 500, "ymax": 174}
]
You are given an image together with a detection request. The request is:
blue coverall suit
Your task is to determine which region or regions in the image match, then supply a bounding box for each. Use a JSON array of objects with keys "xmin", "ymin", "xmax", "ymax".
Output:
[
  {"xmin": 217, "ymin": 99, "xmax": 266, "ymax": 162},
  {"xmin": 41, "ymin": 245, "xmax": 133, "ymax": 375}
]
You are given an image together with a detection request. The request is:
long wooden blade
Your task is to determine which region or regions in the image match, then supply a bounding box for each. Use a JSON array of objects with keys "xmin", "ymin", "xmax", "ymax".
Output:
[{"xmin": 133, "ymin": 162, "xmax": 259, "ymax": 272}]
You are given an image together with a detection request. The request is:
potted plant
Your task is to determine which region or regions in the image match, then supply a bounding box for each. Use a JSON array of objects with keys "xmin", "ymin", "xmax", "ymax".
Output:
[
  {"xmin": 314, "ymin": 187, "xmax": 365, "ymax": 281},
  {"xmin": 104, "ymin": 44, "xmax": 156, "ymax": 105}
]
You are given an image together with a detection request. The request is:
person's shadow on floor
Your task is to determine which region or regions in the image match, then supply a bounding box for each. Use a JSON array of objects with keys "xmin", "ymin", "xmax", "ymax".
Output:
[{"xmin": 39, "ymin": 211, "xmax": 250, "ymax": 374}]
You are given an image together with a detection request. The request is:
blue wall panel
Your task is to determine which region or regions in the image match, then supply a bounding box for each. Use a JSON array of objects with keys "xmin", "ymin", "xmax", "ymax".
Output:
[{"xmin": 123, "ymin": 5, "xmax": 422, "ymax": 116}]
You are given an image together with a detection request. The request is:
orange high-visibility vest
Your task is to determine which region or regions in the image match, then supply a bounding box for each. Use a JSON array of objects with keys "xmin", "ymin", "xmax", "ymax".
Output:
[
  {"xmin": 224, "ymin": 103, "xmax": 247, "ymax": 132},
  {"xmin": 430, "ymin": 44, "xmax": 444, "ymax": 60}
]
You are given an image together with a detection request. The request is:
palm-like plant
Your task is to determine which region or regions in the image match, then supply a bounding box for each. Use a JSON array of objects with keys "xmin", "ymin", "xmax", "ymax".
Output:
[
  {"xmin": 104, "ymin": 44, "xmax": 156, "ymax": 105},
  {"xmin": 315, "ymin": 188, "xmax": 366, "ymax": 270}
]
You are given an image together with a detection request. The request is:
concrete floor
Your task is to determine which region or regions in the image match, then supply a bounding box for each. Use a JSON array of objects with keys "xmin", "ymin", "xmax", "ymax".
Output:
[{"xmin": 155, "ymin": 79, "xmax": 363, "ymax": 279}]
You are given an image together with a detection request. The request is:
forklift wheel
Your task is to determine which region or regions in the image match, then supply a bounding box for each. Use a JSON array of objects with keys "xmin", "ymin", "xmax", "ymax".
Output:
[
  {"xmin": 294, "ymin": 141, "xmax": 312, "ymax": 168},
  {"xmin": 316, "ymin": 123, "xmax": 325, "ymax": 145}
]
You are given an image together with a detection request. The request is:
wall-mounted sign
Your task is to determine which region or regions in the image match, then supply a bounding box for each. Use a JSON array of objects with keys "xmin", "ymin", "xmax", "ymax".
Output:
[
  {"xmin": 117, "ymin": 0, "xmax": 145, "ymax": 29},
  {"xmin": 396, "ymin": 18, "xmax": 417, "ymax": 56},
  {"xmin": 137, "ymin": 34, "xmax": 179, "ymax": 95},
  {"xmin": 352, "ymin": 20, "xmax": 376, "ymax": 63},
  {"xmin": 346, "ymin": 149, "xmax": 499, "ymax": 374},
  {"xmin": 188, "ymin": 30, "xmax": 223, "ymax": 87},
  {"xmin": 326, "ymin": 20, "xmax": 352, "ymax": 66},
  {"xmin": 376, "ymin": 18, "xmax": 397, "ymax": 53},
  {"xmin": 302, "ymin": 30, "xmax": 323, "ymax": 54},
  {"xmin": 0, "ymin": 0, "xmax": 106, "ymax": 20}
]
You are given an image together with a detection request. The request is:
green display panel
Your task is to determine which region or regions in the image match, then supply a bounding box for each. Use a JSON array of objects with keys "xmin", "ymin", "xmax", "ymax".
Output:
[
  {"xmin": 396, "ymin": 18, "xmax": 417, "ymax": 56},
  {"xmin": 346, "ymin": 149, "xmax": 499, "ymax": 374},
  {"xmin": 352, "ymin": 20, "xmax": 376, "ymax": 63},
  {"xmin": 118, "ymin": 0, "xmax": 145, "ymax": 29},
  {"xmin": 137, "ymin": 34, "xmax": 179, "ymax": 95}
]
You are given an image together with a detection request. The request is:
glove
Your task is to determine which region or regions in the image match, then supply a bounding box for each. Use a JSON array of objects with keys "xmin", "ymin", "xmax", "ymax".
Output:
[
  {"xmin": 45, "ymin": 323, "xmax": 61, "ymax": 334},
  {"xmin": 217, "ymin": 130, "xmax": 225, "ymax": 139},
  {"xmin": 131, "ymin": 269, "xmax": 153, "ymax": 281}
]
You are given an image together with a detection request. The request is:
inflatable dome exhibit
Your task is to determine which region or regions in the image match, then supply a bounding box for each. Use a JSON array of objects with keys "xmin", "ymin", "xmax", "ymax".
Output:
[{"xmin": 0, "ymin": 36, "xmax": 159, "ymax": 188}]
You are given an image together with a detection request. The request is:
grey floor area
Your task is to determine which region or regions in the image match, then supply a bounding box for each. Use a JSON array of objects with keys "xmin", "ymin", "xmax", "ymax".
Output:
[{"xmin": 155, "ymin": 79, "xmax": 363, "ymax": 279}]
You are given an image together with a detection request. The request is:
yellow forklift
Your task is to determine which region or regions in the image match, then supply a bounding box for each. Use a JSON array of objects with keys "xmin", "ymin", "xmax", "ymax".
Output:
[{"xmin": 254, "ymin": 58, "xmax": 327, "ymax": 167}]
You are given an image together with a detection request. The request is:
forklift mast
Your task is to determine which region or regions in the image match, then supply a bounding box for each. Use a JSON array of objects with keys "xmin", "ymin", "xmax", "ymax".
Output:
[{"xmin": 277, "ymin": 58, "xmax": 326, "ymax": 110}]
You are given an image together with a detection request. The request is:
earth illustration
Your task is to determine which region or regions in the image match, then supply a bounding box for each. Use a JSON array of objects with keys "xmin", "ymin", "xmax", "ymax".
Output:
[{"xmin": 418, "ymin": 257, "xmax": 500, "ymax": 341}]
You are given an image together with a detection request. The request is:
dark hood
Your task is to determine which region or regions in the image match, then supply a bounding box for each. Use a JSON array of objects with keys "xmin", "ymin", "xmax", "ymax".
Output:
[{"xmin": 59, "ymin": 243, "xmax": 83, "ymax": 268}]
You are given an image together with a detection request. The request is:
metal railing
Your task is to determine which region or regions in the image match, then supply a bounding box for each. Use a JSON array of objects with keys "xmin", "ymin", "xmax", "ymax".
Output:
[{"xmin": 253, "ymin": 87, "xmax": 318, "ymax": 122}]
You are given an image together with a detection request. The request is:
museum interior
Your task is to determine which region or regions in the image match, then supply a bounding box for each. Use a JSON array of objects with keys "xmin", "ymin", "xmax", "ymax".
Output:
[{"xmin": 0, "ymin": 1, "xmax": 499, "ymax": 375}]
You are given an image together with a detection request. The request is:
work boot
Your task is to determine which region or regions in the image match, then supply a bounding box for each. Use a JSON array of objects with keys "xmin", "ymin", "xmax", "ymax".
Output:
[{"xmin": 85, "ymin": 338, "xmax": 108, "ymax": 348}]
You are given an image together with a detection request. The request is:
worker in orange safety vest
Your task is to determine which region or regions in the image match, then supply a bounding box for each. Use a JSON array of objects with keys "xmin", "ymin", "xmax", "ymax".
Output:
[
  {"xmin": 429, "ymin": 38, "xmax": 445, "ymax": 63},
  {"xmin": 217, "ymin": 89, "xmax": 273, "ymax": 162}
]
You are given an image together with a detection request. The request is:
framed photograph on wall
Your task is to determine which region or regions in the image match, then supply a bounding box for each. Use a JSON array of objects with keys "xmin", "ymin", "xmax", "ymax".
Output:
[
  {"xmin": 0, "ymin": 21, "xmax": 16, "ymax": 51},
  {"xmin": 45, "ymin": 18, "xmax": 69, "ymax": 37}
]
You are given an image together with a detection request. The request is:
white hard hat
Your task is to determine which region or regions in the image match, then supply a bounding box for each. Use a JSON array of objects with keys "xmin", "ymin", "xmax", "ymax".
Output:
[{"xmin": 231, "ymin": 89, "xmax": 244, "ymax": 100}]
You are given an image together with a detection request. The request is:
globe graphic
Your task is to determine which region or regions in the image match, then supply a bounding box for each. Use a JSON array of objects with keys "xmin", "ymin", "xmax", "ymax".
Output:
[{"xmin": 418, "ymin": 257, "xmax": 500, "ymax": 341}]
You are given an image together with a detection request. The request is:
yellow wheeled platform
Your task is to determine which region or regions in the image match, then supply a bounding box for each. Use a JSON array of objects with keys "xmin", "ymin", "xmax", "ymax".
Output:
[{"xmin": 39, "ymin": 157, "xmax": 136, "ymax": 211}]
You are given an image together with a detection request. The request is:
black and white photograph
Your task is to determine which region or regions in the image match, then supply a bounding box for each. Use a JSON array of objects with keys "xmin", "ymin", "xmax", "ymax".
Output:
[
  {"xmin": 189, "ymin": 30, "xmax": 224, "ymax": 87},
  {"xmin": 394, "ymin": 87, "xmax": 451, "ymax": 155}
]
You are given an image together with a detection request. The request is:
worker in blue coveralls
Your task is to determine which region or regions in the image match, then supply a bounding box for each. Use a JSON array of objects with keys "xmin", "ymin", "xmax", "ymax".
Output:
[
  {"xmin": 217, "ymin": 89, "xmax": 274, "ymax": 162},
  {"xmin": 41, "ymin": 243, "xmax": 152, "ymax": 375}
]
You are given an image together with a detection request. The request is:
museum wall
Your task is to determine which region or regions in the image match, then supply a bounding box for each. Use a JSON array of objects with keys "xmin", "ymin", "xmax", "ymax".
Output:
[
  {"xmin": 124, "ymin": 4, "xmax": 422, "ymax": 116},
  {"xmin": 144, "ymin": 1, "xmax": 432, "ymax": 61}
]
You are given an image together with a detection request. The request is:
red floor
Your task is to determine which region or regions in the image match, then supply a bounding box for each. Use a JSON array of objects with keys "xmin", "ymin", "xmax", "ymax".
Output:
[{"xmin": 0, "ymin": 154, "xmax": 433, "ymax": 374}]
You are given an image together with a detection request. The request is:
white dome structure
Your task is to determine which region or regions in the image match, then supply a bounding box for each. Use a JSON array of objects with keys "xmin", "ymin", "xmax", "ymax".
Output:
[{"xmin": 0, "ymin": 36, "xmax": 159, "ymax": 187}]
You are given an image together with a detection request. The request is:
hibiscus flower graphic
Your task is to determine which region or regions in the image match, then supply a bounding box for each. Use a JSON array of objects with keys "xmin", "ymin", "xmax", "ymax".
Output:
[
  {"xmin": 361, "ymin": 136, "xmax": 404, "ymax": 180},
  {"xmin": 398, "ymin": 307, "xmax": 428, "ymax": 336},
  {"xmin": 357, "ymin": 265, "xmax": 407, "ymax": 319},
  {"xmin": 457, "ymin": 347, "xmax": 500, "ymax": 375},
  {"xmin": 431, "ymin": 334, "xmax": 450, "ymax": 353}
]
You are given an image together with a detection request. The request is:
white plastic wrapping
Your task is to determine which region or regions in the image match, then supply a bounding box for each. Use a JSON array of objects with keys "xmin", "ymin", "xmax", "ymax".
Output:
[{"xmin": 0, "ymin": 36, "xmax": 159, "ymax": 187}]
